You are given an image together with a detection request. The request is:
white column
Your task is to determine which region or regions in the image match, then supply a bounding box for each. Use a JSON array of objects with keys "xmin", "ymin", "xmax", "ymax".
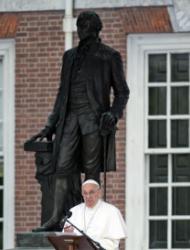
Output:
[{"xmin": 63, "ymin": 0, "xmax": 77, "ymax": 51}]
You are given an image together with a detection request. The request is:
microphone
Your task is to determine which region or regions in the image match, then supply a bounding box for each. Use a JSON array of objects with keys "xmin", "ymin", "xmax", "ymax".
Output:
[
  {"xmin": 61, "ymin": 211, "xmax": 106, "ymax": 250},
  {"xmin": 66, "ymin": 218, "xmax": 106, "ymax": 250},
  {"xmin": 60, "ymin": 211, "xmax": 72, "ymax": 228}
]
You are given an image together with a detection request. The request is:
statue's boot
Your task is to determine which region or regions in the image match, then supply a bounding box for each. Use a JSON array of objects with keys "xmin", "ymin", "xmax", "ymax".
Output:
[{"xmin": 33, "ymin": 176, "xmax": 68, "ymax": 232}]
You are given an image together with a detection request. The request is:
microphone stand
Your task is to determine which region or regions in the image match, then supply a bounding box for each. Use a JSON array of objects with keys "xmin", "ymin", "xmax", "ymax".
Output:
[{"xmin": 66, "ymin": 219, "xmax": 106, "ymax": 250}]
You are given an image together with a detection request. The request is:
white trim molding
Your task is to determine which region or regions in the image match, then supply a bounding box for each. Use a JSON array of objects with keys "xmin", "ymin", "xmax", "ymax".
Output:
[
  {"xmin": 168, "ymin": 0, "xmax": 190, "ymax": 32},
  {"xmin": 0, "ymin": 0, "xmax": 172, "ymax": 12},
  {"xmin": 126, "ymin": 33, "xmax": 190, "ymax": 250},
  {"xmin": 0, "ymin": 39, "xmax": 15, "ymax": 250}
]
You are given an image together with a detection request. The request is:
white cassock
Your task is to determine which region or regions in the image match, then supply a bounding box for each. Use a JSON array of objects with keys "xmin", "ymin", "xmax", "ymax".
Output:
[{"xmin": 63, "ymin": 199, "xmax": 127, "ymax": 250}]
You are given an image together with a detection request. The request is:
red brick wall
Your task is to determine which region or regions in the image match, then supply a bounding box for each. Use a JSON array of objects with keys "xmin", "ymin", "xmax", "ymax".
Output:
[
  {"xmin": 0, "ymin": 6, "xmax": 173, "ymax": 247},
  {"xmin": 15, "ymin": 11, "xmax": 65, "ymax": 231}
]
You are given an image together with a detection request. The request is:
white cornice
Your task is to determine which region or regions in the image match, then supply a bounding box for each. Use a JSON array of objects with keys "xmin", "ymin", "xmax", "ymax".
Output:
[
  {"xmin": 74, "ymin": 0, "xmax": 173, "ymax": 9},
  {"xmin": 168, "ymin": 0, "xmax": 190, "ymax": 32},
  {"xmin": 0, "ymin": 0, "xmax": 65, "ymax": 12},
  {"xmin": 0, "ymin": 0, "xmax": 173, "ymax": 12}
]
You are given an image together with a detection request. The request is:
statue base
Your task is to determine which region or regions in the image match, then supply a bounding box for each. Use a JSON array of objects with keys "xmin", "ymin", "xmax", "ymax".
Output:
[
  {"xmin": 6, "ymin": 232, "xmax": 54, "ymax": 250},
  {"xmin": 7, "ymin": 248, "xmax": 52, "ymax": 250}
]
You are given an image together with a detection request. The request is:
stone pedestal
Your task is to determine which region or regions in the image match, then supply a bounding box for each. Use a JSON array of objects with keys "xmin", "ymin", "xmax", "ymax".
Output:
[{"xmin": 6, "ymin": 232, "xmax": 54, "ymax": 250}]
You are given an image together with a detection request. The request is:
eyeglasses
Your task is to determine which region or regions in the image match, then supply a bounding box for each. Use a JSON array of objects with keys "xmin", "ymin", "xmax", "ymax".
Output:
[{"xmin": 82, "ymin": 189, "xmax": 99, "ymax": 197}]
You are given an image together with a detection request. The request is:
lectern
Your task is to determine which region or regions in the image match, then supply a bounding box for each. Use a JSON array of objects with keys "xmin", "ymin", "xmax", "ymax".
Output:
[{"xmin": 48, "ymin": 233, "xmax": 97, "ymax": 250}]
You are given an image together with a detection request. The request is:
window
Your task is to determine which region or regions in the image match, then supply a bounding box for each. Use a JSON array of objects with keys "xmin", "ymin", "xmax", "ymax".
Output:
[
  {"xmin": 146, "ymin": 50, "xmax": 190, "ymax": 249},
  {"xmin": 126, "ymin": 34, "xmax": 190, "ymax": 250},
  {"xmin": 147, "ymin": 52, "xmax": 190, "ymax": 249},
  {"xmin": 0, "ymin": 40, "xmax": 15, "ymax": 249}
]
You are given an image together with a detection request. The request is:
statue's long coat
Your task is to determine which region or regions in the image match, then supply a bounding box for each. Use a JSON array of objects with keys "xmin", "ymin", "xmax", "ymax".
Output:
[{"xmin": 46, "ymin": 42, "xmax": 129, "ymax": 173}]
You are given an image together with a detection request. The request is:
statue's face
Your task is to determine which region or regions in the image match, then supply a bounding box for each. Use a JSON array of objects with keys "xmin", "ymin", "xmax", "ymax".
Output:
[{"xmin": 77, "ymin": 20, "xmax": 93, "ymax": 41}]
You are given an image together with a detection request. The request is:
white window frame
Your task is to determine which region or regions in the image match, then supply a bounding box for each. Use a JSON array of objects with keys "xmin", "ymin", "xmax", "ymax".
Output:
[
  {"xmin": 0, "ymin": 39, "xmax": 15, "ymax": 249},
  {"xmin": 126, "ymin": 33, "xmax": 190, "ymax": 250}
]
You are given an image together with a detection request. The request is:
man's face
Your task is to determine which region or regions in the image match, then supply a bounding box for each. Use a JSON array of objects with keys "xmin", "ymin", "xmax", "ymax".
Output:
[{"xmin": 82, "ymin": 183, "xmax": 101, "ymax": 208}]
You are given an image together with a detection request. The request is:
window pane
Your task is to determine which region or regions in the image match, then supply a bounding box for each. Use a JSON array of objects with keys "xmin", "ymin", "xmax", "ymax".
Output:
[
  {"xmin": 173, "ymin": 154, "xmax": 190, "ymax": 182},
  {"xmin": 149, "ymin": 87, "xmax": 166, "ymax": 115},
  {"xmin": 171, "ymin": 53, "xmax": 189, "ymax": 82},
  {"xmin": 0, "ymin": 222, "xmax": 3, "ymax": 249},
  {"xmin": 171, "ymin": 87, "xmax": 189, "ymax": 114},
  {"xmin": 149, "ymin": 54, "xmax": 167, "ymax": 82},
  {"xmin": 150, "ymin": 188, "xmax": 167, "ymax": 215},
  {"xmin": 149, "ymin": 120, "xmax": 166, "ymax": 148},
  {"xmin": 0, "ymin": 123, "xmax": 2, "ymax": 152},
  {"xmin": 0, "ymin": 190, "xmax": 2, "ymax": 218},
  {"xmin": 171, "ymin": 120, "xmax": 189, "ymax": 147},
  {"xmin": 173, "ymin": 187, "xmax": 190, "ymax": 215},
  {"xmin": 0, "ymin": 92, "xmax": 2, "ymax": 120},
  {"xmin": 0, "ymin": 161, "xmax": 2, "ymax": 186},
  {"xmin": 149, "ymin": 220, "xmax": 167, "ymax": 248},
  {"xmin": 172, "ymin": 220, "xmax": 190, "ymax": 248},
  {"xmin": 150, "ymin": 155, "xmax": 168, "ymax": 183}
]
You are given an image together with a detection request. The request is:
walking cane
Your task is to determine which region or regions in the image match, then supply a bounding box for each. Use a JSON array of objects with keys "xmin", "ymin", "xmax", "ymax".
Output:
[
  {"xmin": 103, "ymin": 134, "xmax": 108, "ymax": 201},
  {"xmin": 100, "ymin": 112, "xmax": 116, "ymax": 202}
]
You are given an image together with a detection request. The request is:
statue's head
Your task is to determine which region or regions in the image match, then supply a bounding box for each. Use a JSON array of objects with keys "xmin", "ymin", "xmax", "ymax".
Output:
[{"xmin": 76, "ymin": 11, "xmax": 103, "ymax": 41}]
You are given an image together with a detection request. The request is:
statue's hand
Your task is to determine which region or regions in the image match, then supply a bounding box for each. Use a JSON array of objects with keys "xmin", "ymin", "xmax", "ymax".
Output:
[
  {"xmin": 99, "ymin": 111, "xmax": 117, "ymax": 136},
  {"xmin": 31, "ymin": 126, "xmax": 53, "ymax": 141}
]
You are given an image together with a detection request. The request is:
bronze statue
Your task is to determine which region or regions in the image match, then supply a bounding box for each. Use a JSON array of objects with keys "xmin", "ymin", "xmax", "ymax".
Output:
[{"xmin": 33, "ymin": 11, "xmax": 129, "ymax": 231}]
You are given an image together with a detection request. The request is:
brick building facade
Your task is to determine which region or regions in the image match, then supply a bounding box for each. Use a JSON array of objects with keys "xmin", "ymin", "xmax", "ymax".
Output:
[{"xmin": 0, "ymin": 1, "xmax": 190, "ymax": 249}]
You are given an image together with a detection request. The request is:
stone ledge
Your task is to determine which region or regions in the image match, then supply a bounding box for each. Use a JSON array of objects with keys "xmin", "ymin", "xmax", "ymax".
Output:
[
  {"xmin": 16, "ymin": 232, "xmax": 53, "ymax": 248},
  {"xmin": 7, "ymin": 248, "xmax": 52, "ymax": 250}
]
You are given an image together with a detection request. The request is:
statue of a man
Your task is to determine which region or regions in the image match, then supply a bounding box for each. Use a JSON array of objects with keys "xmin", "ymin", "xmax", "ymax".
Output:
[{"xmin": 34, "ymin": 11, "xmax": 129, "ymax": 231}]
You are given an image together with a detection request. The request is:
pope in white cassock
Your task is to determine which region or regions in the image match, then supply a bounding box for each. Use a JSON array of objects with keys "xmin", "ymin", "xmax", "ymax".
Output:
[{"xmin": 63, "ymin": 179, "xmax": 127, "ymax": 250}]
